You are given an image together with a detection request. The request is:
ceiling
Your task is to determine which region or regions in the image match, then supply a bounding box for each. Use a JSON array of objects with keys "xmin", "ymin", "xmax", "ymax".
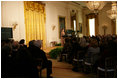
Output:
[
  {"xmin": 72, "ymin": 1, "xmax": 114, "ymax": 8},
  {"xmin": 73, "ymin": 1, "xmax": 86, "ymax": 7}
]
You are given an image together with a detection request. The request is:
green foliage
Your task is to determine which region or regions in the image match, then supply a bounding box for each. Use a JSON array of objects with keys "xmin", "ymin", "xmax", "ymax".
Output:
[
  {"xmin": 55, "ymin": 43, "xmax": 61, "ymax": 46},
  {"xmin": 49, "ymin": 47, "xmax": 63, "ymax": 59}
]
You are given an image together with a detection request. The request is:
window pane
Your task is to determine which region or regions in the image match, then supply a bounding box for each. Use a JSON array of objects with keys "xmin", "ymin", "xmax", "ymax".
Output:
[
  {"xmin": 73, "ymin": 20, "xmax": 76, "ymax": 31},
  {"xmin": 89, "ymin": 18, "xmax": 95, "ymax": 36}
]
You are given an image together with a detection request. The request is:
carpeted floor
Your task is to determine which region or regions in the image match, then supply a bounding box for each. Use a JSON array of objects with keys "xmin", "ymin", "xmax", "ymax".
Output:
[
  {"xmin": 41, "ymin": 58, "xmax": 96, "ymax": 78},
  {"xmin": 41, "ymin": 46, "xmax": 96, "ymax": 78}
]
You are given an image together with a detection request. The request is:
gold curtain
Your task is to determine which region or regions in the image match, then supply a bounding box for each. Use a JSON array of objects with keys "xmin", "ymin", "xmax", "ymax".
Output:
[
  {"xmin": 86, "ymin": 16, "xmax": 90, "ymax": 36},
  {"xmin": 111, "ymin": 20, "xmax": 116, "ymax": 34},
  {"xmin": 24, "ymin": 1, "xmax": 46, "ymax": 48},
  {"xmin": 95, "ymin": 14, "xmax": 99, "ymax": 36},
  {"xmin": 86, "ymin": 13, "xmax": 99, "ymax": 36}
]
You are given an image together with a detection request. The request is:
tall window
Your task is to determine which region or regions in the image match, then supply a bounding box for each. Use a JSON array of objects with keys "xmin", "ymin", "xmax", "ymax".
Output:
[
  {"xmin": 71, "ymin": 12, "xmax": 76, "ymax": 31},
  {"xmin": 89, "ymin": 18, "xmax": 95, "ymax": 36},
  {"xmin": 73, "ymin": 20, "xmax": 76, "ymax": 31},
  {"xmin": 86, "ymin": 13, "xmax": 99, "ymax": 36}
]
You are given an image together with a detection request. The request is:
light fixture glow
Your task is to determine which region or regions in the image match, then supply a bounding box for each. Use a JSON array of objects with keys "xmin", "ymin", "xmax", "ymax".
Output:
[
  {"xmin": 86, "ymin": 1, "xmax": 106, "ymax": 13},
  {"xmin": 107, "ymin": 2, "xmax": 117, "ymax": 20}
]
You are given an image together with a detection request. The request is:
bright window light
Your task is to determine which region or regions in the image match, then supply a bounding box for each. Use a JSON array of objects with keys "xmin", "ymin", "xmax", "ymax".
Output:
[
  {"xmin": 89, "ymin": 18, "xmax": 95, "ymax": 36},
  {"xmin": 74, "ymin": 20, "xmax": 76, "ymax": 31}
]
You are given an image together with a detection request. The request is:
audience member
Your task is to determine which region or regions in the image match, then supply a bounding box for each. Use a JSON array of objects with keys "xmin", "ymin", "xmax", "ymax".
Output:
[
  {"xmin": 85, "ymin": 39, "xmax": 100, "ymax": 65},
  {"xmin": 19, "ymin": 39, "xmax": 27, "ymax": 48},
  {"xmin": 28, "ymin": 40, "xmax": 52, "ymax": 78},
  {"xmin": 1, "ymin": 39, "xmax": 12, "ymax": 77},
  {"xmin": 1, "ymin": 34, "xmax": 117, "ymax": 77},
  {"xmin": 13, "ymin": 40, "xmax": 39, "ymax": 78}
]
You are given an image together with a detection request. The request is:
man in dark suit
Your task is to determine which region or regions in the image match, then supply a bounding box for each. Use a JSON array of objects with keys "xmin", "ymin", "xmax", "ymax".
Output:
[{"xmin": 28, "ymin": 40, "xmax": 52, "ymax": 78}]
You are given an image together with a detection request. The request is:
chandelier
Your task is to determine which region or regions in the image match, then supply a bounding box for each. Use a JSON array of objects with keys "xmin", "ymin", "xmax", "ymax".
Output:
[
  {"xmin": 107, "ymin": 2, "xmax": 117, "ymax": 20},
  {"xmin": 86, "ymin": 1, "xmax": 106, "ymax": 13}
]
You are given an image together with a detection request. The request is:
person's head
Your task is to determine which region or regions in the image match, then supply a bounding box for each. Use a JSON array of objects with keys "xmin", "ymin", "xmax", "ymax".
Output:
[
  {"xmin": 1, "ymin": 39, "xmax": 11, "ymax": 47},
  {"xmin": 29, "ymin": 40, "xmax": 35, "ymax": 47},
  {"xmin": 34, "ymin": 40, "xmax": 42, "ymax": 48},
  {"xmin": 12, "ymin": 41, "xmax": 19, "ymax": 50},
  {"xmin": 90, "ymin": 39, "xmax": 98, "ymax": 47},
  {"xmin": 19, "ymin": 39, "xmax": 25, "ymax": 45}
]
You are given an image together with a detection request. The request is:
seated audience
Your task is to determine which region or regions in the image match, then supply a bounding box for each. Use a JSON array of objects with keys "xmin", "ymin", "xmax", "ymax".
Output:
[
  {"xmin": 12, "ymin": 41, "xmax": 39, "ymax": 78},
  {"xmin": 1, "ymin": 39, "xmax": 12, "ymax": 77},
  {"xmin": 85, "ymin": 39, "xmax": 100, "ymax": 65},
  {"xmin": 1, "ymin": 34, "xmax": 117, "ymax": 78},
  {"xmin": 79, "ymin": 37, "xmax": 87, "ymax": 49},
  {"xmin": 19, "ymin": 39, "xmax": 27, "ymax": 48},
  {"xmin": 28, "ymin": 40, "xmax": 52, "ymax": 78},
  {"xmin": 1, "ymin": 39, "xmax": 39, "ymax": 78},
  {"xmin": 98, "ymin": 35, "xmax": 117, "ymax": 68},
  {"xmin": 59, "ymin": 37, "xmax": 72, "ymax": 62},
  {"xmin": 71, "ymin": 37, "xmax": 79, "ymax": 59}
]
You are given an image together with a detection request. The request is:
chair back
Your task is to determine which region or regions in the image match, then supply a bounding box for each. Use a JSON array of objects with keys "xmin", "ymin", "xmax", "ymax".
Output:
[
  {"xmin": 84, "ymin": 52, "xmax": 100, "ymax": 64},
  {"xmin": 105, "ymin": 57, "xmax": 116, "ymax": 70},
  {"xmin": 77, "ymin": 50, "xmax": 85, "ymax": 59}
]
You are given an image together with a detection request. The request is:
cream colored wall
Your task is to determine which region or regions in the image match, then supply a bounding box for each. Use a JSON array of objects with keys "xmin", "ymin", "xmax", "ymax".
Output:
[
  {"xmin": 99, "ymin": 3, "xmax": 112, "ymax": 35},
  {"xmin": 82, "ymin": 8, "xmax": 86, "ymax": 36},
  {"xmin": 44, "ymin": 1, "xmax": 68, "ymax": 47},
  {"xmin": 1, "ymin": 1, "xmax": 25, "ymax": 41},
  {"xmin": 82, "ymin": 2, "xmax": 112, "ymax": 36},
  {"xmin": 44, "ymin": 1, "xmax": 83, "ymax": 47},
  {"xmin": 1, "ymin": 1, "xmax": 83, "ymax": 47}
]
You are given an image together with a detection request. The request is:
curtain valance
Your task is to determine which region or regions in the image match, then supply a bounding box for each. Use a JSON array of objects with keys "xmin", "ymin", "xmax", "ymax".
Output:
[{"xmin": 24, "ymin": 1, "xmax": 45, "ymax": 13}]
